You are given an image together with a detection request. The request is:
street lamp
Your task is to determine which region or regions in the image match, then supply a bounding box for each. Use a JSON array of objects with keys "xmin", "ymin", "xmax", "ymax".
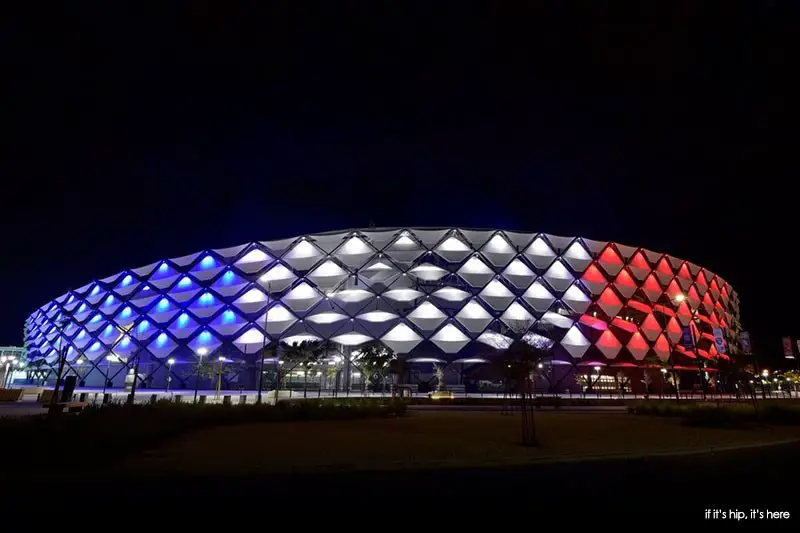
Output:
[
  {"xmin": 215, "ymin": 355, "xmax": 225, "ymax": 400},
  {"xmin": 194, "ymin": 347, "xmax": 208, "ymax": 403},
  {"xmin": 165, "ymin": 358, "xmax": 175, "ymax": 393}
]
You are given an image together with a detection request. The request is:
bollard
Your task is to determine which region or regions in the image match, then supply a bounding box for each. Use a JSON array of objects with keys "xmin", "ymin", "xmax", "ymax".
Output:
[
  {"xmin": 103, "ymin": 393, "xmax": 111, "ymax": 404},
  {"xmin": 174, "ymin": 395, "xmax": 182, "ymax": 403},
  {"xmin": 150, "ymin": 394, "xmax": 158, "ymax": 404},
  {"xmin": 239, "ymin": 395, "xmax": 247, "ymax": 405},
  {"xmin": 199, "ymin": 395, "xmax": 207, "ymax": 404},
  {"xmin": 223, "ymin": 395, "xmax": 232, "ymax": 406}
]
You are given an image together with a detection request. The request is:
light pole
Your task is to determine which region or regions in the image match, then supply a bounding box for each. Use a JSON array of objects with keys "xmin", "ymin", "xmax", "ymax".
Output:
[
  {"xmin": 165, "ymin": 358, "xmax": 175, "ymax": 393},
  {"xmin": 126, "ymin": 327, "xmax": 141, "ymax": 405},
  {"xmin": 215, "ymin": 355, "xmax": 225, "ymax": 400},
  {"xmin": 761, "ymin": 369, "xmax": 770, "ymax": 398},
  {"xmin": 257, "ymin": 281, "xmax": 272, "ymax": 405},
  {"xmin": 194, "ymin": 347, "xmax": 208, "ymax": 404},
  {"xmin": 49, "ymin": 317, "xmax": 69, "ymax": 415}
]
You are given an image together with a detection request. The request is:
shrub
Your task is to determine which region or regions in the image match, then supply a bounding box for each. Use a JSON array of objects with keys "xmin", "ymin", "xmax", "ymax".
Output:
[{"xmin": 0, "ymin": 399, "xmax": 406, "ymax": 476}]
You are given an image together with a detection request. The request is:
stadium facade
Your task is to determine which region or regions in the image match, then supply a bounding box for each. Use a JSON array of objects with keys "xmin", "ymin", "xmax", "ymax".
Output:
[{"xmin": 23, "ymin": 228, "xmax": 741, "ymax": 395}]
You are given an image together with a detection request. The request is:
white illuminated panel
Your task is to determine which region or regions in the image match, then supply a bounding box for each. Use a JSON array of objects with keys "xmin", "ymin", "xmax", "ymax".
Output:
[
  {"xmin": 501, "ymin": 259, "xmax": 535, "ymax": 289},
  {"xmin": 562, "ymin": 284, "xmax": 591, "ymax": 313},
  {"xmin": 430, "ymin": 323, "xmax": 470, "ymax": 353},
  {"xmin": 481, "ymin": 234, "xmax": 516, "ymax": 266},
  {"xmin": 260, "ymin": 304, "xmax": 298, "ymax": 335},
  {"xmin": 383, "ymin": 288, "xmax": 423, "ymax": 302},
  {"xmin": 305, "ymin": 312, "xmax": 348, "ymax": 325},
  {"xmin": 408, "ymin": 301, "xmax": 447, "ymax": 331},
  {"xmin": 560, "ymin": 326, "xmax": 590, "ymax": 358},
  {"xmin": 258, "ymin": 264, "xmax": 296, "ymax": 292},
  {"xmin": 542, "ymin": 260, "xmax": 574, "ymax": 293},
  {"xmin": 307, "ymin": 260, "xmax": 349, "ymax": 289},
  {"xmin": 562, "ymin": 241, "xmax": 592, "ymax": 273},
  {"xmin": 282, "ymin": 240, "xmax": 323, "ymax": 271},
  {"xmin": 457, "ymin": 257, "xmax": 494, "ymax": 287},
  {"xmin": 409, "ymin": 264, "xmax": 448, "ymax": 281},
  {"xmin": 381, "ymin": 323, "xmax": 423, "ymax": 353},
  {"xmin": 332, "ymin": 289, "xmax": 373, "ymax": 303},
  {"xmin": 233, "ymin": 328, "xmax": 266, "ymax": 351},
  {"xmin": 432, "ymin": 287, "xmax": 471, "ymax": 302},
  {"xmin": 500, "ymin": 302, "xmax": 535, "ymax": 329},
  {"xmin": 234, "ymin": 249, "xmax": 272, "ymax": 274},
  {"xmin": 233, "ymin": 288, "xmax": 269, "ymax": 314},
  {"xmin": 523, "ymin": 236, "xmax": 556, "ymax": 269},
  {"xmin": 282, "ymin": 282, "xmax": 322, "ymax": 312},
  {"xmin": 542, "ymin": 311, "xmax": 574, "ymax": 329},
  {"xmin": 331, "ymin": 333, "xmax": 372, "ymax": 346},
  {"xmin": 479, "ymin": 279, "xmax": 515, "ymax": 310},
  {"xmin": 455, "ymin": 300, "xmax": 493, "ymax": 333},
  {"xmin": 522, "ymin": 280, "xmax": 555, "ymax": 312},
  {"xmin": 435, "ymin": 236, "xmax": 471, "ymax": 262},
  {"xmin": 334, "ymin": 236, "xmax": 373, "ymax": 268},
  {"xmin": 357, "ymin": 311, "xmax": 398, "ymax": 323}
]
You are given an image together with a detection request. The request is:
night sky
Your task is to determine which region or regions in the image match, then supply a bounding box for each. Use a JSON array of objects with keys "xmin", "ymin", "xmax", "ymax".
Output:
[{"xmin": 3, "ymin": 4, "xmax": 798, "ymax": 367}]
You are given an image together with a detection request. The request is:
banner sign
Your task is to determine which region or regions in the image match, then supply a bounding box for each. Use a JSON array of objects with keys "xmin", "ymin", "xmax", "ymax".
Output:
[
  {"xmin": 712, "ymin": 328, "xmax": 728, "ymax": 354},
  {"xmin": 782, "ymin": 337, "xmax": 794, "ymax": 359},
  {"xmin": 740, "ymin": 331, "xmax": 752, "ymax": 355},
  {"xmin": 681, "ymin": 327, "xmax": 694, "ymax": 350}
]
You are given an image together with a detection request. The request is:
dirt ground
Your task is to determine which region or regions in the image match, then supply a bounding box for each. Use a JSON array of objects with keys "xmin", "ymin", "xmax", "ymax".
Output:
[{"xmin": 118, "ymin": 410, "xmax": 800, "ymax": 476}]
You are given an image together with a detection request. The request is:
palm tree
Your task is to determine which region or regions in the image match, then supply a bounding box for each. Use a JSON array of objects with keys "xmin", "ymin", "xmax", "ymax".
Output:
[
  {"xmin": 279, "ymin": 340, "xmax": 325, "ymax": 398},
  {"xmin": 355, "ymin": 341, "xmax": 395, "ymax": 395}
]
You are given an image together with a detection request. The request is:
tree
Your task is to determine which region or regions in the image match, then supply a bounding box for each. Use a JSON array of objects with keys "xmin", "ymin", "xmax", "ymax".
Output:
[
  {"xmin": 355, "ymin": 341, "xmax": 396, "ymax": 394},
  {"xmin": 493, "ymin": 329, "xmax": 551, "ymax": 447},
  {"xmin": 279, "ymin": 340, "xmax": 325, "ymax": 397}
]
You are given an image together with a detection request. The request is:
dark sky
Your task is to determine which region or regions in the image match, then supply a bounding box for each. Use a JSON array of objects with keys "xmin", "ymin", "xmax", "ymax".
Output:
[{"xmin": 3, "ymin": 4, "xmax": 798, "ymax": 366}]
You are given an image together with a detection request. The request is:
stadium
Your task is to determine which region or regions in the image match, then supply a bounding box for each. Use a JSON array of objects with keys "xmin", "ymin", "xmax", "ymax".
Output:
[{"xmin": 22, "ymin": 228, "xmax": 742, "ymax": 400}]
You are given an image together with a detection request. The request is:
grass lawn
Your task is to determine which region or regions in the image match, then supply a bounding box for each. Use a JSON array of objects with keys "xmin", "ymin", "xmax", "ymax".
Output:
[{"xmin": 119, "ymin": 411, "xmax": 800, "ymax": 475}]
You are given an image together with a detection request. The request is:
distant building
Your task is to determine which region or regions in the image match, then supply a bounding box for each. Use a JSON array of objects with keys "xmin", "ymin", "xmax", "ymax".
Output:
[
  {"xmin": 23, "ymin": 228, "xmax": 741, "ymax": 394},
  {"xmin": 0, "ymin": 346, "xmax": 26, "ymax": 388}
]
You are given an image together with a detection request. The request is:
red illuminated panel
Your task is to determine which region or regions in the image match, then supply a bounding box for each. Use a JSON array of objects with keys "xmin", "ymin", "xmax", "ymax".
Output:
[
  {"xmin": 596, "ymin": 330, "xmax": 622, "ymax": 359},
  {"xmin": 598, "ymin": 246, "xmax": 624, "ymax": 276},
  {"xmin": 653, "ymin": 333, "xmax": 671, "ymax": 361},
  {"xmin": 611, "ymin": 317, "xmax": 638, "ymax": 333},
  {"xmin": 697, "ymin": 348, "xmax": 711, "ymax": 360},
  {"xmin": 677, "ymin": 263, "xmax": 691, "ymax": 280},
  {"xmin": 597, "ymin": 286, "xmax": 623, "ymax": 317},
  {"xmin": 580, "ymin": 264, "xmax": 608, "ymax": 295},
  {"xmin": 695, "ymin": 271, "xmax": 708, "ymax": 294},
  {"xmin": 666, "ymin": 279, "xmax": 682, "ymax": 301},
  {"xmin": 708, "ymin": 343, "xmax": 718, "ymax": 358},
  {"xmin": 642, "ymin": 273, "xmax": 663, "ymax": 302},
  {"xmin": 701, "ymin": 332, "xmax": 715, "ymax": 342},
  {"xmin": 702, "ymin": 292, "xmax": 714, "ymax": 312},
  {"xmin": 613, "ymin": 269, "xmax": 637, "ymax": 298},
  {"xmin": 626, "ymin": 331, "xmax": 649, "ymax": 360},
  {"xmin": 675, "ymin": 345, "xmax": 697, "ymax": 359},
  {"xmin": 709, "ymin": 278, "xmax": 720, "ymax": 295},
  {"xmin": 640, "ymin": 313, "xmax": 662, "ymax": 341},
  {"xmin": 676, "ymin": 301, "xmax": 692, "ymax": 325},
  {"xmin": 627, "ymin": 300, "xmax": 652, "ymax": 313},
  {"xmin": 714, "ymin": 301, "xmax": 724, "ymax": 312},
  {"xmin": 686, "ymin": 285, "xmax": 700, "ymax": 309},
  {"xmin": 579, "ymin": 314, "xmax": 608, "ymax": 330},
  {"xmin": 666, "ymin": 316, "xmax": 682, "ymax": 343},
  {"xmin": 655, "ymin": 257, "xmax": 673, "ymax": 284},
  {"xmin": 709, "ymin": 312, "xmax": 720, "ymax": 327},
  {"xmin": 628, "ymin": 251, "xmax": 650, "ymax": 281},
  {"xmin": 653, "ymin": 304, "xmax": 675, "ymax": 317}
]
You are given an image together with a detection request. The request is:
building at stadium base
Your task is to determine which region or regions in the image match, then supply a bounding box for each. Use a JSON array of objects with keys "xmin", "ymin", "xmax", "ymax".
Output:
[{"xmin": 23, "ymin": 228, "xmax": 742, "ymax": 396}]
